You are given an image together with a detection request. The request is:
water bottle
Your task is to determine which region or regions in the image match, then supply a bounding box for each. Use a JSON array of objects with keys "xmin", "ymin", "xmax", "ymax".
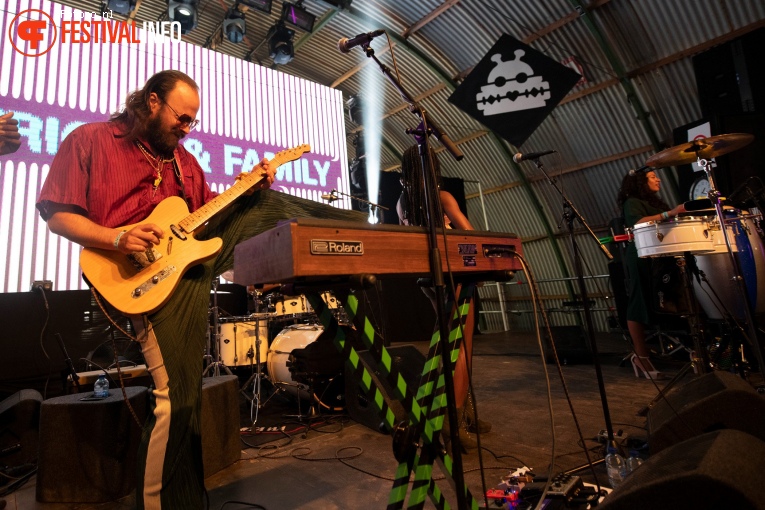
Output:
[
  {"xmin": 93, "ymin": 374, "xmax": 110, "ymax": 398},
  {"xmin": 605, "ymin": 446, "xmax": 626, "ymax": 489},
  {"xmin": 625, "ymin": 449, "xmax": 643, "ymax": 476}
]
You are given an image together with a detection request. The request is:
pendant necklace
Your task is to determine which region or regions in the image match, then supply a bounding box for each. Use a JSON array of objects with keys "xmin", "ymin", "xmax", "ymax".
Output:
[{"xmin": 135, "ymin": 141, "xmax": 175, "ymax": 194}]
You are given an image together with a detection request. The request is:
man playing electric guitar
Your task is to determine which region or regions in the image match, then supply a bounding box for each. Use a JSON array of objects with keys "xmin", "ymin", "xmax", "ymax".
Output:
[{"xmin": 37, "ymin": 70, "xmax": 363, "ymax": 510}]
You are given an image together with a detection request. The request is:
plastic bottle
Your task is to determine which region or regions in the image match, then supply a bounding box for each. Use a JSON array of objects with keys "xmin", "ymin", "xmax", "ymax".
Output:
[
  {"xmin": 605, "ymin": 446, "xmax": 626, "ymax": 489},
  {"xmin": 625, "ymin": 449, "xmax": 643, "ymax": 476},
  {"xmin": 93, "ymin": 374, "xmax": 110, "ymax": 398}
]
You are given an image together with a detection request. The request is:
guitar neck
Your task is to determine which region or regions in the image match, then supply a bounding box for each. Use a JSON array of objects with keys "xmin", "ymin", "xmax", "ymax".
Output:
[
  {"xmin": 179, "ymin": 172, "xmax": 264, "ymax": 233},
  {"xmin": 177, "ymin": 144, "xmax": 310, "ymax": 234}
]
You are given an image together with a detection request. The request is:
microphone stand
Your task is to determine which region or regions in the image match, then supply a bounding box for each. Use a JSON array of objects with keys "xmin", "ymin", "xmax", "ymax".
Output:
[
  {"xmin": 532, "ymin": 157, "xmax": 620, "ymax": 450},
  {"xmin": 55, "ymin": 333, "xmax": 81, "ymax": 393},
  {"xmin": 359, "ymin": 42, "xmax": 468, "ymax": 510},
  {"xmin": 323, "ymin": 188, "xmax": 389, "ymax": 212}
]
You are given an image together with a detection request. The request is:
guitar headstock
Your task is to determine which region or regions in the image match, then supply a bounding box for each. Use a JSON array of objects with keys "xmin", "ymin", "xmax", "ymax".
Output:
[{"xmin": 273, "ymin": 144, "xmax": 311, "ymax": 166}]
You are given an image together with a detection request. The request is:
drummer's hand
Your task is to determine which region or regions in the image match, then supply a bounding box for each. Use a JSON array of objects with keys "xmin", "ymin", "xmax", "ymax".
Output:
[{"xmin": 670, "ymin": 204, "xmax": 686, "ymax": 217}]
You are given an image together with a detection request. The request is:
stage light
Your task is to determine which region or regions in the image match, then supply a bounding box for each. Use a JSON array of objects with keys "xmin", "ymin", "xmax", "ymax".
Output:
[
  {"xmin": 104, "ymin": 0, "xmax": 136, "ymax": 15},
  {"xmin": 238, "ymin": 0, "xmax": 272, "ymax": 13},
  {"xmin": 223, "ymin": 8, "xmax": 246, "ymax": 43},
  {"xmin": 352, "ymin": 132, "xmax": 364, "ymax": 158},
  {"xmin": 167, "ymin": 0, "xmax": 198, "ymax": 34},
  {"xmin": 268, "ymin": 23, "xmax": 295, "ymax": 65},
  {"xmin": 281, "ymin": 2, "xmax": 315, "ymax": 32},
  {"xmin": 346, "ymin": 95, "xmax": 362, "ymax": 125}
]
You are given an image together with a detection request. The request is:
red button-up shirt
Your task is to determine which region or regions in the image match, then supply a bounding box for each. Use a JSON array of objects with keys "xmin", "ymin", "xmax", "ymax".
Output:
[{"xmin": 37, "ymin": 122, "xmax": 216, "ymax": 228}]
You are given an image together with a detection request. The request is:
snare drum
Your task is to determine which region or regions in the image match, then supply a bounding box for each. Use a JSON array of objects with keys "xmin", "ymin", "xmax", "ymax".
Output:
[
  {"xmin": 693, "ymin": 211, "xmax": 765, "ymax": 320},
  {"xmin": 632, "ymin": 216, "xmax": 714, "ymax": 258},
  {"xmin": 218, "ymin": 316, "xmax": 269, "ymax": 367}
]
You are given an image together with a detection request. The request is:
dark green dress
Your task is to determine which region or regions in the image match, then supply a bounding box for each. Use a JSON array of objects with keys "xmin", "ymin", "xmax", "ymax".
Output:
[{"xmin": 623, "ymin": 197, "xmax": 663, "ymax": 324}]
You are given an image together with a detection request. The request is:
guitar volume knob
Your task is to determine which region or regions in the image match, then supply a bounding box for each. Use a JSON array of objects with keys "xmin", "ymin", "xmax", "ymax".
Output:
[
  {"xmin": 133, "ymin": 288, "xmax": 143, "ymax": 297},
  {"xmin": 152, "ymin": 275, "xmax": 160, "ymax": 284}
]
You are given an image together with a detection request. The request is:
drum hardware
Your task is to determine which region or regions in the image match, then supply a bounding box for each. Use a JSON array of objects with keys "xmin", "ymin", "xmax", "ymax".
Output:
[
  {"xmin": 202, "ymin": 278, "xmax": 235, "ymax": 378},
  {"xmin": 647, "ymin": 133, "xmax": 765, "ymax": 374},
  {"xmin": 236, "ymin": 289, "xmax": 271, "ymax": 424}
]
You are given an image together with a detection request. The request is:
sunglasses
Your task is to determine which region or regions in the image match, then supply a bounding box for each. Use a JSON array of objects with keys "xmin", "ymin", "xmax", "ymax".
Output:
[{"xmin": 161, "ymin": 99, "xmax": 199, "ymax": 130}]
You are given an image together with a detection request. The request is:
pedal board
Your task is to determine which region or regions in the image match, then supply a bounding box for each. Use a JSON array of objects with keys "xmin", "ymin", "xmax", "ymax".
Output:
[{"xmin": 546, "ymin": 472, "xmax": 584, "ymax": 500}]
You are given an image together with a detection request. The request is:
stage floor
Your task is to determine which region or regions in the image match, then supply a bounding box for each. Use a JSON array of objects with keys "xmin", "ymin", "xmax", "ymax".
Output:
[{"xmin": 4, "ymin": 329, "xmax": 717, "ymax": 509}]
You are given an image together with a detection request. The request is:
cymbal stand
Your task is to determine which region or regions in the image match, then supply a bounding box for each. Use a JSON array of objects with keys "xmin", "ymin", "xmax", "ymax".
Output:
[
  {"xmin": 203, "ymin": 277, "xmax": 234, "ymax": 377},
  {"xmin": 698, "ymin": 156, "xmax": 765, "ymax": 373}
]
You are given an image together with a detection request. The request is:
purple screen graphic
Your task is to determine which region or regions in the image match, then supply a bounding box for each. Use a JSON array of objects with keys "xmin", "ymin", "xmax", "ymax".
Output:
[{"xmin": 0, "ymin": 0, "xmax": 350, "ymax": 292}]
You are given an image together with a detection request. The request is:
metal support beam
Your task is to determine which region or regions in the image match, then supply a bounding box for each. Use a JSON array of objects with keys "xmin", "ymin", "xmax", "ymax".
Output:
[{"xmin": 568, "ymin": 0, "xmax": 680, "ymax": 198}]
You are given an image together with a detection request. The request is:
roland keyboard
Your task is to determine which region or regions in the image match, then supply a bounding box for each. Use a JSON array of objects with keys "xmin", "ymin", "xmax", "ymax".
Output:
[{"xmin": 233, "ymin": 218, "xmax": 523, "ymax": 285}]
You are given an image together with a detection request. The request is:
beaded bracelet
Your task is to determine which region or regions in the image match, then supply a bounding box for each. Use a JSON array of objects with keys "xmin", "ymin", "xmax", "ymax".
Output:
[
  {"xmin": 661, "ymin": 211, "xmax": 670, "ymax": 220},
  {"xmin": 113, "ymin": 230, "xmax": 127, "ymax": 249}
]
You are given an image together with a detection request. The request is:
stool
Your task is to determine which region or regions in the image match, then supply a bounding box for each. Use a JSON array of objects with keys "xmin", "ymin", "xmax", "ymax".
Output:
[{"xmin": 36, "ymin": 386, "xmax": 148, "ymax": 503}]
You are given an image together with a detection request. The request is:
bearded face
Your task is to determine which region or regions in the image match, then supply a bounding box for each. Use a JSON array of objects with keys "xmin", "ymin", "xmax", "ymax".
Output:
[{"xmin": 144, "ymin": 110, "xmax": 186, "ymax": 158}]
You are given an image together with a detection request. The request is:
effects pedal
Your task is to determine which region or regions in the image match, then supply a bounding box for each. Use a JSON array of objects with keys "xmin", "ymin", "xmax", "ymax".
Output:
[{"xmin": 546, "ymin": 473, "xmax": 583, "ymax": 501}]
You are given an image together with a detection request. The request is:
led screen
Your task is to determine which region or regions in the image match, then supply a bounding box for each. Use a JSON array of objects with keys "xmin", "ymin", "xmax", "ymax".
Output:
[{"xmin": 0, "ymin": 0, "xmax": 350, "ymax": 292}]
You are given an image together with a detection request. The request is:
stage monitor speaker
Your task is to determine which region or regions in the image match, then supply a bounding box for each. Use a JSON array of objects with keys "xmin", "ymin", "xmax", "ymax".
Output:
[
  {"xmin": 345, "ymin": 345, "xmax": 426, "ymax": 433},
  {"xmin": 201, "ymin": 375, "xmax": 241, "ymax": 478},
  {"xmin": 543, "ymin": 326, "xmax": 592, "ymax": 364},
  {"xmin": 647, "ymin": 370, "xmax": 765, "ymax": 455},
  {"xmin": 598, "ymin": 429, "xmax": 765, "ymax": 510},
  {"xmin": 36, "ymin": 386, "xmax": 148, "ymax": 503},
  {"xmin": 0, "ymin": 389, "xmax": 42, "ymax": 469}
]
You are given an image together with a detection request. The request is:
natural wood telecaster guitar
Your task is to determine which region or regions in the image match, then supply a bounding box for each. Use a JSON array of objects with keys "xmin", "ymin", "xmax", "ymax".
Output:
[{"xmin": 79, "ymin": 144, "xmax": 310, "ymax": 316}]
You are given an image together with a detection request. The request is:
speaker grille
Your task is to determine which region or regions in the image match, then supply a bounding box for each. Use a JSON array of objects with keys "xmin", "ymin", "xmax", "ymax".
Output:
[
  {"xmin": 647, "ymin": 371, "xmax": 765, "ymax": 454},
  {"xmin": 600, "ymin": 430, "xmax": 765, "ymax": 510}
]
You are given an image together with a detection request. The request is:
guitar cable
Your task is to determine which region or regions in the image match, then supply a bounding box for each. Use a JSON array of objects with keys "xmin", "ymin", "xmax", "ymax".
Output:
[{"xmin": 91, "ymin": 287, "xmax": 145, "ymax": 428}]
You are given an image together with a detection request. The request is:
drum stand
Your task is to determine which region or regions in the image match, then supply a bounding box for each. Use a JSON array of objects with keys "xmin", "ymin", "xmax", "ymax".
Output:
[
  {"xmin": 203, "ymin": 278, "xmax": 234, "ymax": 377},
  {"xmin": 697, "ymin": 156, "xmax": 765, "ymax": 374},
  {"xmin": 239, "ymin": 292, "xmax": 270, "ymax": 423},
  {"xmin": 280, "ymin": 383, "xmax": 321, "ymax": 421}
]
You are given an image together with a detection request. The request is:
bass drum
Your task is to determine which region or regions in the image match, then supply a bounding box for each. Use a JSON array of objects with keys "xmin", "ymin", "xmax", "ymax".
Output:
[
  {"xmin": 693, "ymin": 211, "xmax": 765, "ymax": 320},
  {"xmin": 267, "ymin": 325, "xmax": 344, "ymax": 410}
]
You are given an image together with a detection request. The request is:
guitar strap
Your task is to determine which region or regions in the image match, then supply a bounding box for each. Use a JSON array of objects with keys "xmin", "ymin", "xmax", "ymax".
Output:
[{"xmin": 172, "ymin": 150, "xmax": 188, "ymax": 205}]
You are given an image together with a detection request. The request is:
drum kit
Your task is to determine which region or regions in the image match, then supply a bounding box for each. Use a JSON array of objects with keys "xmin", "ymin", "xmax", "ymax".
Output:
[
  {"xmin": 204, "ymin": 275, "xmax": 348, "ymax": 422},
  {"xmin": 628, "ymin": 133, "xmax": 764, "ymax": 373}
]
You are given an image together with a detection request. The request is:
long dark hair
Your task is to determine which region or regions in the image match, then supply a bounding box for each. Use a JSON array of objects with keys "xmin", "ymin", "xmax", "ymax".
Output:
[
  {"xmin": 400, "ymin": 145, "xmax": 443, "ymax": 228},
  {"xmin": 110, "ymin": 70, "xmax": 198, "ymax": 140},
  {"xmin": 616, "ymin": 168, "xmax": 670, "ymax": 210}
]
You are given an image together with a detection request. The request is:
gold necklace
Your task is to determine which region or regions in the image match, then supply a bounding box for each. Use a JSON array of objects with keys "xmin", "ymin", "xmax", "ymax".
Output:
[{"xmin": 135, "ymin": 141, "xmax": 176, "ymax": 190}]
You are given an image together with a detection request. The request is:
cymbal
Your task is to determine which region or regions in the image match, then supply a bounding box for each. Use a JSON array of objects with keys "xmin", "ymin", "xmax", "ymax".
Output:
[{"xmin": 646, "ymin": 133, "xmax": 754, "ymax": 168}]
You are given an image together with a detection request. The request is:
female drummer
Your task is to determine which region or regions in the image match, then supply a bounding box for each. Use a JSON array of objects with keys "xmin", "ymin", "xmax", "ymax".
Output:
[{"xmin": 617, "ymin": 167, "xmax": 685, "ymax": 379}]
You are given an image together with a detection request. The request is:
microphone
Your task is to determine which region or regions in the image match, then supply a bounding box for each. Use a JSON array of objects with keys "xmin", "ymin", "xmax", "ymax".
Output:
[
  {"xmin": 628, "ymin": 165, "xmax": 649, "ymax": 176},
  {"xmin": 321, "ymin": 192, "xmax": 338, "ymax": 202},
  {"xmin": 337, "ymin": 29, "xmax": 385, "ymax": 53},
  {"xmin": 513, "ymin": 150, "xmax": 556, "ymax": 163}
]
